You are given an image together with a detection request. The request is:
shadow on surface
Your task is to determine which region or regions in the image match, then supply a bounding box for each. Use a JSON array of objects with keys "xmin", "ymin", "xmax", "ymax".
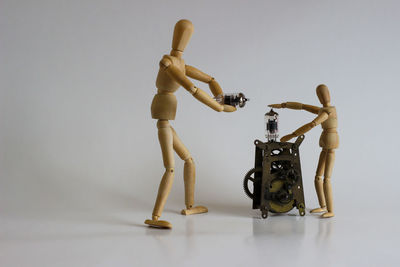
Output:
[
  {"xmin": 252, "ymin": 215, "xmax": 306, "ymax": 236},
  {"xmin": 206, "ymin": 201, "xmax": 254, "ymax": 218}
]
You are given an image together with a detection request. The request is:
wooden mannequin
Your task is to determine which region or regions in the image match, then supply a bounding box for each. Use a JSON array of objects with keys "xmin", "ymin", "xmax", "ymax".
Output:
[
  {"xmin": 269, "ymin": 84, "xmax": 339, "ymax": 218},
  {"xmin": 145, "ymin": 19, "xmax": 236, "ymax": 229}
]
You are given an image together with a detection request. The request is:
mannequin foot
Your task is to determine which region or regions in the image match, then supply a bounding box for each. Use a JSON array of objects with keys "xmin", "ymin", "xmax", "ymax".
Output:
[
  {"xmin": 181, "ymin": 205, "xmax": 208, "ymax": 215},
  {"xmin": 321, "ymin": 212, "xmax": 334, "ymax": 218},
  {"xmin": 144, "ymin": 217, "xmax": 172, "ymax": 229},
  {"xmin": 310, "ymin": 207, "xmax": 327, "ymax": 213}
]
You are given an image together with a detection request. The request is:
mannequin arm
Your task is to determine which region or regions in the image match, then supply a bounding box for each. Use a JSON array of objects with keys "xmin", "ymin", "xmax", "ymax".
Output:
[
  {"xmin": 162, "ymin": 60, "xmax": 196, "ymax": 94},
  {"xmin": 269, "ymin": 102, "xmax": 320, "ymax": 114},
  {"xmin": 185, "ymin": 65, "xmax": 212, "ymax": 83},
  {"xmin": 162, "ymin": 60, "xmax": 223, "ymax": 112},
  {"xmin": 280, "ymin": 111, "xmax": 329, "ymax": 142},
  {"xmin": 185, "ymin": 65, "xmax": 223, "ymax": 97},
  {"xmin": 192, "ymin": 87, "xmax": 224, "ymax": 112}
]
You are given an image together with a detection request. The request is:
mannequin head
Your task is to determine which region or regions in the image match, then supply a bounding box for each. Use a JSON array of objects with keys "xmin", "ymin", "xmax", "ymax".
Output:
[
  {"xmin": 171, "ymin": 19, "xmax": 194, "ymax": 55},
  {"xmin": 316, "ymin": 84, "xmax": 331, "ymax": 106}
]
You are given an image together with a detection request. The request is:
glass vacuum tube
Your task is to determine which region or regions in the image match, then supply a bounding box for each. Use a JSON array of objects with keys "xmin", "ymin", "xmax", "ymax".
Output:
[
  {"xmin": 215, "ymin": 93, "xmax": 249, "ymax": 108},
  {"xmin": 265, "ymin": 109, "xmax": 279, "ymax": 141}
]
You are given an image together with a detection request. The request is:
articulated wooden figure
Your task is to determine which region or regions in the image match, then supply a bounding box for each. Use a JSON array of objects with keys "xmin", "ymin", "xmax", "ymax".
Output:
[
  {"xmin": 269, "ymin": 84, "xmax": 339, "ymax": 218},
  {"xmin": 145, "ymin": 19, "xmax": 236, "ymax": 229}
]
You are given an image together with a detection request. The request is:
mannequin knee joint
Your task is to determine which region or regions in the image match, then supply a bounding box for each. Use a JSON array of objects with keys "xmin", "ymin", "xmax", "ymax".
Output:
[
  {"xmin": 165, "ymin": 167, "xmax": 174, "ymax": 173},
  {"xmin": 184, "ymin": 157, "xmax": 194, "ymax": 164},
  {"xmin": 315, "ymin": 175, "xmax": 323, "ymax": 182}
]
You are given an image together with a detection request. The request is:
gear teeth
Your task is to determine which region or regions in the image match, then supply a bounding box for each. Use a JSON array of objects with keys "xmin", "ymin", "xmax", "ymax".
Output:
[
  {"xmin": 243, "ymin": 168, "xmax": 262, "ymax": 199},
  {"xmin": 243, "ymin": 168, "xmax": 255, "ymax": 199}
]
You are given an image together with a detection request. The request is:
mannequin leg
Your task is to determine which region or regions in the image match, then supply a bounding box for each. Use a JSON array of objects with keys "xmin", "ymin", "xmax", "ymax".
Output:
[
  {"xmin": 171, "ymin": 127, "xmax": 208, "ymax": 215},
  {"xmin": 145, "ymin": 120, "xmax": 175, "ymax": 229},
  {"xmin": 311, "ymin": 149, "xmax": 328, "ymax": 213},
  {"xmin": 321, "ymin": 149, "xmax": 335, "ymax": 218}
]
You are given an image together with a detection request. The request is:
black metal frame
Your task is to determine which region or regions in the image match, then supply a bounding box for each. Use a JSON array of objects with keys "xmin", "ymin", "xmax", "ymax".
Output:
[{"xmin": 248, "ymin": 135, "xmax": 306, "ymax": 218}]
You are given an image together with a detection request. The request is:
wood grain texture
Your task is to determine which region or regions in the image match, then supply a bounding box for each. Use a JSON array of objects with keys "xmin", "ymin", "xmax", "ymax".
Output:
[
  {"xmin": 268, "ymin": 84, "xmax": 338, "ymax": 218},
  {"xmin": 148, "ymin": 19, "xmax": 237, "ymax": 227}
]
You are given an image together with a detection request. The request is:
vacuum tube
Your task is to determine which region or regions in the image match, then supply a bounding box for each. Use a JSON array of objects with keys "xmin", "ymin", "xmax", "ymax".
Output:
[
  {"xmin": 215, "ymin": 93, "xmax": 249, "ymax": 108},
  {"xmin": 265, "ymin": 109, "xmax": 279, "ymax": 141}
]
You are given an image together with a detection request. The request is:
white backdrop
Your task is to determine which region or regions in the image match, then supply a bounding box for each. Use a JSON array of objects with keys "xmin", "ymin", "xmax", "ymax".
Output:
[{"xmin": 1, "ymin": 0, "xmax": 399, "ymax": 266}]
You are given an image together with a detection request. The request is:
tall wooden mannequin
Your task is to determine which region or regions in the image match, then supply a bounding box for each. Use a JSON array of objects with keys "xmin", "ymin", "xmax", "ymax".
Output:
[
  {"xmin": 269, "ymin": 84, "xmax": 339, "ymax": 218},
  {"xmin": 145, "ymin": 19, "xmax": 236, "ymax": 229}
]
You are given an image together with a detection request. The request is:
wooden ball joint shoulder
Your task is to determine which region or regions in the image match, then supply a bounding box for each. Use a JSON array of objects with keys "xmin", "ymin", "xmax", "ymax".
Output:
[
  {"xmin": 269, "ymin": 84, "xmax": 339, "ymax": 218},
  {"xmin": 145, "ymin": 19, "xmax": 240, "ymax": 229}
]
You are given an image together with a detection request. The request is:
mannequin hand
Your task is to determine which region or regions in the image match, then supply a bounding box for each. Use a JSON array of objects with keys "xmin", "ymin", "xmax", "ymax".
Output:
[
  {"xmin": 268, "ymin": 103, "xmax": 285, "ymax": 109},
  {"xmin": 222, "ymin": 104, "xmax": 236, "ymax": 112},
  {"xmin": 280, "ymin": 133, "xmax": 296, "ymax": 142}
]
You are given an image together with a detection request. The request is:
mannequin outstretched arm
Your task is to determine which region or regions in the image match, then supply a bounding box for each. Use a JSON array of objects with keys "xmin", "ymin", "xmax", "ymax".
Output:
[
  {"xmin": 161, "ymin": 59, "xmax": 233, "ymax": 112},
  {"xmin": 280, "ymin": 111, "xmax": 329, "ymax": 142},
  {"xmin": 185, "ymin": 65, "xmax": 223, "ymax": 97},
  {"xmin": 269, "ymin": 102, "xmax": 320, "ymax": 114}
]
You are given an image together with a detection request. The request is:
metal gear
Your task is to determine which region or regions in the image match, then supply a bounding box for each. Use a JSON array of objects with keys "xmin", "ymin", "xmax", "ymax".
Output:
[
  {"xmin": 244, "ymin": 135, "xmax": 306, "ymax": 218},
  {"xmin": 267, "ymin": 178, "xmax": 295, "ymax": 213},
  {"xmin": 243, "ymin": 168, "xmax": 262, "ymax": 199}
]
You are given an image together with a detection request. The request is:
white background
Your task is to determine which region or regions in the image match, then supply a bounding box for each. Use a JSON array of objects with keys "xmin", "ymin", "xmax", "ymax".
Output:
[{"xmin": 1, "ymin": 0, "xmax": 399, "ymax": 266}]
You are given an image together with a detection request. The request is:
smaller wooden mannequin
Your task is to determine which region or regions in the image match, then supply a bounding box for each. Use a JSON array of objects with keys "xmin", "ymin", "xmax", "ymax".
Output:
[{"xmin": 269, "ymin": 84, "xmax": 338, "ymax": 218}]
